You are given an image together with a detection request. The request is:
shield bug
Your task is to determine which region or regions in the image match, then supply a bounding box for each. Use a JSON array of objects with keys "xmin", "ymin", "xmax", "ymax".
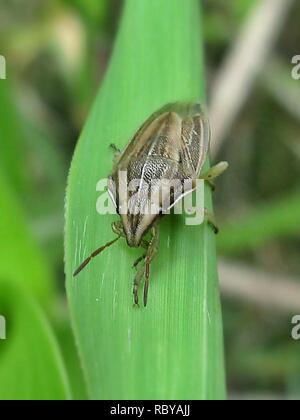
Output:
[{"xmin": 73, "ymin": 102, "xmax": 228, "ymax": 306}]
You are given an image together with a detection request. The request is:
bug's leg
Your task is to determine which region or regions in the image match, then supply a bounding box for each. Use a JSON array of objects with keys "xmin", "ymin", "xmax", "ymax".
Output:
[
  {"xmin": 131, "ymin": 226, "xmax": 159, "ymax": 306},
  {"xmin": 73, "ymin": 220, "xmax": 125, "ymax": 276},
  {"xmin": 200, "ymin": 161, "xmax": 229, "ymax": 190},
  {"xmin": 141, "ymin": 239, "xmax": 150, "ymax": 249},
  {"xmin": 204, "ymin": 208, "xmax": 219, "ymax": 234},
  {"xmin": 131, "ymin": 238, "xmax": 151, "ymax": 301},
  {"xmin": 73, "ymin": 235, "xmax": 121, "ymax": 276},
  {"xmin": 111, "ymin": 220, "xmax": 126, "ymax": 237},
  {"xmin": 143, "ymin": 224, "xmax": 160, "ymax": 307},
  {"xmin": 132, "ymin": 238, "xmax": 150, "ymax": 268},
  {"xmin": 109, "ymin": 144, "xmax": 122, "ymax": 164},
  {"xmin": 132, "ymin": 253, "xmax": 146, "ymax": 269},
  {"xmin": 109, "ymin": 143, "xmax": 121, "ymax": 154},
  {"xmin": 133, "ymin": 265, "xmax": 145, "ymax": 307}
]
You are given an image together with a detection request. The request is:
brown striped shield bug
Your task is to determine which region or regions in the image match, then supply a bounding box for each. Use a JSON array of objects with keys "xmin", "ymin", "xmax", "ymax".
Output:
[{"xmin": 73, "ymin": 103, "xmax": 228, "ymax": 307}]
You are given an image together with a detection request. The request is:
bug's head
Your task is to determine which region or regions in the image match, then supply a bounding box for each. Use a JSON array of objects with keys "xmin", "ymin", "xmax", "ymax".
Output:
[
  {"xmin": 108, "ymin": 174, "xmax": 159, "ymax": 247},
  {"xmin": 121, "ymin": 212, "xmax": 157, "ymax": 247}
]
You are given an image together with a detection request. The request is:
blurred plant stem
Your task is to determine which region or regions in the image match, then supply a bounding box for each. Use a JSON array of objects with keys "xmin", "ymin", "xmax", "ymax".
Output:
[
  {"xmin": 209, "ymin": 0, "xmax": 295, "ymax": 156},
  {"xmin": 219, "ymin": 259, "xmax": 300, "ymax": 313},
  {"xmin": 262, "ymin": 56, "xmax": 300, "ymax": 122},
  {"xmin": 218, "ymin": 190, "xmax": 300, "ymax": 255}
]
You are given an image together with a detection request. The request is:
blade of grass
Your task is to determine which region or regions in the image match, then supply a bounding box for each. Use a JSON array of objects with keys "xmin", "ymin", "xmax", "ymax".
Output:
[
  {"xmin": 0, "ymin": 168, "xmax": 54, "ymax": 303},
  {"xmin": 66, "ymin": 0, "xmax": 226, "ymax": 399},
  {"xmin": 0, "ymin": 81, "xmax": 27, "ymax": 192},
  {"xmin": 0, "ymin": 280, "xmax": 70, "ymax": 400},
  {"xmin": 0, "ymin": 78, "xmax": 67, "ymax": 271},
  {"xmin": 54, "ymin": 314, "xmax": 89, "ymax": 400},
  {"xmin": 0, "ymin": 155, "xmax": 79, "ymax": 399},
  {"xmin": 218, "ymin": 190, "xmax": 300, "ymax": 256}
]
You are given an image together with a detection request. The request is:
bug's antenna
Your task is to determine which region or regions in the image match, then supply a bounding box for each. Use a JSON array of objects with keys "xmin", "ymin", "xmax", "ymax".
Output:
[{"xmin": 73, "ymin": 236, "xmax": 121, "ymax": 277}]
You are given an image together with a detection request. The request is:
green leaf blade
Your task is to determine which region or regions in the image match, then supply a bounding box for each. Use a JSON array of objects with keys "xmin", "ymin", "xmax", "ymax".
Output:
[
  {"xmin": 66, "ymin": 0, "xmax": 226, "ymax": 400},
  {"xmin": 0, "ymin": 281, "xmax": 71, "ymax": 400},
  {"xmin": 0, "ymin": 169, "xmax": 54, "ymax": 303}
]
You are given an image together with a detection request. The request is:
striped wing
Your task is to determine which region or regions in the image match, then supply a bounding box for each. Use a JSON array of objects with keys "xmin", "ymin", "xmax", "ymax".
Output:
[
  {"xmin": 115, "ymin": 103, "xmax": 210, "ymax": 176},
  {"xmin": 176, "ymin": 102, "xmax": 210, "ymax": 178}
]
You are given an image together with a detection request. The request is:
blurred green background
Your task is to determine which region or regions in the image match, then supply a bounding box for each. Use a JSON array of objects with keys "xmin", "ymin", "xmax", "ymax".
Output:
[{"xmin": 0, "ymin": 0, "xmax": 300, "ymax": 400}]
